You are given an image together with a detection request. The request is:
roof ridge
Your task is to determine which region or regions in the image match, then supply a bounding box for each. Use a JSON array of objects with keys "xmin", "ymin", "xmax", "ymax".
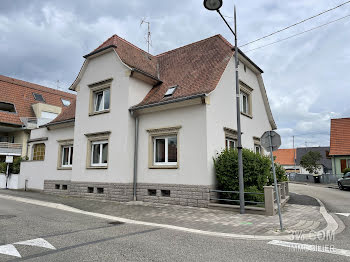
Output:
[
  {"xmin": 155, "ymin": 34, "xmax": 225, "ymax": 57},
  {"xmin": 0, "ymin": 75, "xmax": 75, "ymax": 99}
]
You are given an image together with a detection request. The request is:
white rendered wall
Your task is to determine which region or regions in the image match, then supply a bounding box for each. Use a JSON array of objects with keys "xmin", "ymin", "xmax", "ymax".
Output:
[
  {"xmin": 19, "ymin": 126, "xmax": 74, "ymax": 190},
  {"xmin": 137, "ymin": 104, "xmax": 209, "ymax": 185}
]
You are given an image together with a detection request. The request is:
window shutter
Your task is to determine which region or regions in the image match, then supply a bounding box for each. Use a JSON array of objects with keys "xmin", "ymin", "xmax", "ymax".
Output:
[{"xmin": 340, "ymin": 159, "xmax": 347, "ymax": 173}]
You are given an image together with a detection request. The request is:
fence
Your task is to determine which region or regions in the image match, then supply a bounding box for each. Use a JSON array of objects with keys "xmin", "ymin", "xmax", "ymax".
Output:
[
  {"xmin": 288, "ymin": 173, "xmax": 341, "ymax": 184},
  {"xmin": 209, "ymin": 182, "xmax": 290, "ymax": 216}
]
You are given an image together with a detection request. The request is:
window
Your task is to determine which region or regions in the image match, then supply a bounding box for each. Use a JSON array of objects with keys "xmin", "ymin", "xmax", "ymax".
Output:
[
  {"xmin": 61, "ymin": 145, "xmax": 73, "ymax": 167},
  {"xmin": 94, "ymin": 89, "xmax": 110, "ymax": 112},
  {"xmin": 0, "ymin": 102, "xmax": 16, "ymax": 113},
  {"xmin": 147, "ymin": 126, "xmax": 181, "ymax": 168},
  {"xmin": 255, "ymin": 145, "xmax": 261, "ymax": 154},
  {"xmin": 240, "ymin": 91, "xmax": 249, "ymax": 114},
  {"xmin": 32, "ymin": 143, "xmax": 45, "ymax": 161},
  {"xmin": 225, "ymin": 138, "xmax": 236, "ymax": 150},
  {"xmin": 153, "ymin": 136, "xmax": 177, "ymax": 165},
  {"xmin": 91, "ymin": 140, "xmax": 108, "ymax": 166},
  {"xmin": 33, "ymin": 93, "xmax": 45, "ymax": 102},
  {"xmin": 61, "ymin": 99, "xmax": 71, "ymax": 106},
  {"xmin": 164, "ymin": 86, "xmax": 177, "ymax": 97}
]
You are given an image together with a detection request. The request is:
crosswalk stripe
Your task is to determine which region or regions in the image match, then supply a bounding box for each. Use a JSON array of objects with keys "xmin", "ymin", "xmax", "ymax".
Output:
[
  {"xmin": 14, "ymin": 238, "xmax": 56, "ymax": 250},
  {"xmin": 268, "ymin": 240, "xmax": 350, "ymax": 257},
  {"xmin": 0, "ymin": 244, "xmax": 21, "ymax": 258}
]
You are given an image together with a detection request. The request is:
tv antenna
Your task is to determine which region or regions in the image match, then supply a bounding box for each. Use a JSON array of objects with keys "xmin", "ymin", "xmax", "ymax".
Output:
[
  {"xmin": 140, "ymin": 18, "xmax": 152, "ymax": 53},
  {"xmin": 56, "ymin": 80, "xmax": 61, "ymax": 90}
]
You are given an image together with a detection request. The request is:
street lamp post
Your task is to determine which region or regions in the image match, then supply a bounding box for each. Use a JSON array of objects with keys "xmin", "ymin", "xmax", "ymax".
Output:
[{"xmin": 204, "ymin": 0, "xmax": 245, "ymax": 214}]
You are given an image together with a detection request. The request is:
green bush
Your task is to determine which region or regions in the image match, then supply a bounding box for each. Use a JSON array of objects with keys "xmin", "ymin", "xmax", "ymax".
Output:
[
  {"xmin": 214, "ymin": 148, "xmax": 271, "ymax": 204},
  {"xmin": 0, "ymin": 162, "xmax": 6, "ymax": 173},
  {"xmin": 342, "ymin": 168, "xmax": 350, "ymax": 174},
  {"xmin": 0, "ymin": 157, "xmax": 22, "ymax": 174},
  {"xmin": 267, "ymin": 163, "xmax": 288, "ymax": 185}
]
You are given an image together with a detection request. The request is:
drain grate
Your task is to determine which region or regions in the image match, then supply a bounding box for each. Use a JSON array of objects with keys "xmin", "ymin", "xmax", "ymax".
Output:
[
  {"xmin": 108, "ymin": 221, "xmax": 125, "ymax": 225},
  {"xmin": 0, "ymin": 215, "xmax": 16, "ymax": 219}
]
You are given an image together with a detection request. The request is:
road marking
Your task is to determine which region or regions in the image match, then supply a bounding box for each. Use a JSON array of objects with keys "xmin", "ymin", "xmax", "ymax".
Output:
[
  {"xmin": 268, "ymin": 240, "xmax": 350, "ymax": 257},
  {"xmin": 0, "ymin": 244, "xmax": 21, "ymax": 258},
  {"xmin": 335, "ymin": 213, "xmax": 350, "ymax": 217},
  {"xmin": 15, "ymin": 238, "xmax": 56, "ymax": 250}
]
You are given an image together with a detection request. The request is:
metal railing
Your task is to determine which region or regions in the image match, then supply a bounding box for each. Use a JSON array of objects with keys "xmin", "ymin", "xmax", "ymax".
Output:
[
  {"xmin": 0, "ymin": 142, "xmax": 22, "ymax": 155},
  {"xmin": 210, "ymin": 189, "xmax": 265, "ymax": 206}
]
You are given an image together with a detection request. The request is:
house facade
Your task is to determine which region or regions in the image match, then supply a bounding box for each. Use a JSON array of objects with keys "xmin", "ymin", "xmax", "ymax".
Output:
[
  {"xmin": 0, "ymin": 75, "xmax": 75, "ymax": 162},
  {"xmin": 20, "ymin": 34, "xmax": 276, "ymax": 207},
  {"xmin": 329, "ymin": 118, "xmax": 350, "ymax": 175}
]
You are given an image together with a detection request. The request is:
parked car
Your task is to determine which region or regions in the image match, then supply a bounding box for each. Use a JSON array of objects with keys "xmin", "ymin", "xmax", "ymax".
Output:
[{"xmin": 338, "ymin": 172, "xmax": 350, "ymax": 190}]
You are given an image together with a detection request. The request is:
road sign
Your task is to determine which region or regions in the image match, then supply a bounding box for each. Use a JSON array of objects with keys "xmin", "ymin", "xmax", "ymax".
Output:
[
  {"xmin": 261, "ymin": 131, "xmax": 281, "ymax": 152},
  {"xmin": 5, "ymin": 156, "xmax": 13, "ymax": 164}
]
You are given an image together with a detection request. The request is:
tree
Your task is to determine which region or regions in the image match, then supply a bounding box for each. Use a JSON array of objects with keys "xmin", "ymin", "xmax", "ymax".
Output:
[{"xmin": 300, "ymin": 151, "xmax": 322, "ymax": 175}]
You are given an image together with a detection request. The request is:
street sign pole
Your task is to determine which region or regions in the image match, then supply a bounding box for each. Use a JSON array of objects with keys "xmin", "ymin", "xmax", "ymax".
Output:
[{"xmin": 268, "ymin": 131, "xmax": 283, "ymax": 231}]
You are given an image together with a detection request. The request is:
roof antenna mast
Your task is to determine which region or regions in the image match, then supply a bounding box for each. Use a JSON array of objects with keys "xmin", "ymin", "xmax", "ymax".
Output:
[{"xmin": 140, "ymin": 18, "xmax": 152, "ymax": 53}]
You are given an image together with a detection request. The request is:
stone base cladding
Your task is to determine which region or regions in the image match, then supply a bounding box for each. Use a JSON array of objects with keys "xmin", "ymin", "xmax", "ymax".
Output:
[{"xmin": 44, "ymin": 180, "xmax": 210, "ymax": 207}]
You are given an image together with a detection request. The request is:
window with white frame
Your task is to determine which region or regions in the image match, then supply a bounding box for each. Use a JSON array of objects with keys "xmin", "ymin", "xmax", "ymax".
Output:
[
  {"xmin": 91, "ymin": 140, "xmax": 108, "ymax": 166},
  {"xmin": 255, "ymin": 145, "xmax": 261, "ymax": 154},
  {"xmin": 225, "ymin": 138, "xmax": 236, "ymax": 150},
  {"xmin": 61, "ymin": 145, "xmax": 73, "ymax": 167},
  {"xmin": 240, "ymin": 91, "xmax": 249, "ymax": 114},
  {"xmin": 153, "ymin": 136, "xmax": 177, "ymax": 165},
  {"xmin": 94, "ymin": 89, "xmax": 110, "ymax": 112}
]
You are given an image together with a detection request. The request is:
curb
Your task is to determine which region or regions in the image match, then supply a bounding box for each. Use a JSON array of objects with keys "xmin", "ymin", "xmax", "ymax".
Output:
[{"xmin": 0, "ymin": 193, "xmax": 338, "ymax": 241}]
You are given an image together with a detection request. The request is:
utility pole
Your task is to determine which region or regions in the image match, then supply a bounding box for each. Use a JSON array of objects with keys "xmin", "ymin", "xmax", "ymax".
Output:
[{"xmin": 140, "ymin": 18, "xmax": 151, "ymax": 53}]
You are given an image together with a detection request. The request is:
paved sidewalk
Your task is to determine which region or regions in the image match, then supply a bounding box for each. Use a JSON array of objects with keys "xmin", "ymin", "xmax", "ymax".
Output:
[{"xmin": 0, "ymin": 189, "xmax": 327, "ymax": 237}]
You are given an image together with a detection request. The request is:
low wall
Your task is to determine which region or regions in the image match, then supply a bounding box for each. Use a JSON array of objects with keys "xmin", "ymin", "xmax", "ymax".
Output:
[
  {"xmin": 0, "ymin": 173, "xmax": 20, "ymax": 189},
  {"xmin": 288, "ymin": 173, "xmax": 340, "ymax": 184},
  {"xmin": 43, "ymin": 180, "xmax": 210, "ymax": 208}
]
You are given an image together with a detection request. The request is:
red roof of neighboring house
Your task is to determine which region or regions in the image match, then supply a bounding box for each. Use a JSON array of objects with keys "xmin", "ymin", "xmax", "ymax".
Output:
[
  {"xmin": 0, "ymin": 75, "xmax": 76, "ymax": 126},
  {"xmin": 329, "ymin": 118, "xmax": 350, "ymax": 156},
  {"xmin": 83, "ymin": 34, "xmax": 234, "ymax": 107},
  {"xmin": 273, "ymin": 149, "xmax": 296, "ymax": 166}
]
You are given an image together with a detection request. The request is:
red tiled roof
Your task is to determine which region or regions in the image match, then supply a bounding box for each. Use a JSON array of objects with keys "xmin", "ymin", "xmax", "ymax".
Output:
[
  {"xmin": 49, "ymin": 99, "xmax": 76, "ymax": 124},
  {"xmin": 329, "ymin": 118, "xmax": 350, "ymax": 156},
  {"xmin": 0, "ymin": 75, "xmax": 76, "ymax": 126},
  {"xmin": 87, "ymin": 34, "xmax": 234, "ymax": 107},
  {"xmin": 273, "ymin": 149, "xmax": 296, "ymax": 166}
]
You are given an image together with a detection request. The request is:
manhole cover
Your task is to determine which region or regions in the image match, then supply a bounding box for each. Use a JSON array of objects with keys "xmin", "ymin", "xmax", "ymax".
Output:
[
  {"xmin": 0, "ymin": 215, "xmax": 16, "ymax": 219},
  {"xmin": 108, "ymin": 221, "xmax": 125, "ymax": 225}
]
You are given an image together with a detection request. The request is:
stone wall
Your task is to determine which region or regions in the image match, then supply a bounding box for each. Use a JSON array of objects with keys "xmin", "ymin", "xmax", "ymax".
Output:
[{"xmin": 44, "ymin": 180, "xmax": 210, "ymax": 207}]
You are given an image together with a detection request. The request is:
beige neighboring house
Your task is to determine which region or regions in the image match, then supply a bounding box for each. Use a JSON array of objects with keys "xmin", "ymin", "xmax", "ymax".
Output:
[{"xmin": 20, "ymin": 34, "xmax": 276, "ymax": 207}]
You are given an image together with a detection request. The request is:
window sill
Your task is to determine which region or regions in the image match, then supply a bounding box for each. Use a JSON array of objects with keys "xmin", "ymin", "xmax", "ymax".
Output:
[
  {"xmin": 57, "ymin": 167, "xmax": 72, "ymax": 170},
  {"xmin": 86, "ymin": 166, "xmax": 108, "ymax": 169},
  {"xmin": 89, "ymin": 110, "xmax": 110, "ymax": 117},
  {"xmin": 241, "ymin": 112, "xmax": 253, "ymax": 119},
  {"xmin": 149, "ymin": 165, "xmax": 178, "ymax": 169}
]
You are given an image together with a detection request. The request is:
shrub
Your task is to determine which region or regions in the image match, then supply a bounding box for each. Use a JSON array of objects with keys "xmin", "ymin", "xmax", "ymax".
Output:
[
  {"xmin": 342, "ymin": 168, "xmax": 350, "ymax": 174},
  {"xmin": 0, "ymin": 157, "xmax": 22, "ymax": 174},
  {"xmin": 214, "ymin": 148, "xmax": 271, "ymax": 204},
  {"xmin": 0, "ymin": 162, "xmax": 6, "ymax": 174},
  {"xmin": 267, "ymin": 163, "xmax": 288, "ymax": 185}
]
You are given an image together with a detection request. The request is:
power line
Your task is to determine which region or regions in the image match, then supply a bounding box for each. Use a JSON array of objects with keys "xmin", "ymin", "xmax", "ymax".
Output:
[
  {"xmin": 243, "ymin": 14, "xmax": 350, "ymax": 53},
  {"xmin": 239, "ymin": 0, "xmax": 350, "ymax": 47}
]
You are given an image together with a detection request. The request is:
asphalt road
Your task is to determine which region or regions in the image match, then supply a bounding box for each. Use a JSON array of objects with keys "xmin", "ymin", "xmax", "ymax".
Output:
[{"xmin": 0, "ymin": 190, "xmax": 350, "ymax": 262}]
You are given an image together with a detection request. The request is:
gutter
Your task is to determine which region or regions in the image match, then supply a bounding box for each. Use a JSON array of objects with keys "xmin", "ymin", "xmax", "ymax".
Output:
[
  {"xmin": 129, "ymin": 93, "xmax": 206, "ymax": 112},
  {"xmin": 132, "ymin": 114, "xmax": 139, "ymax": 201},
  {"xmin": 130, "ymin": 68, "xmax": 162, "ymax": 84},
  {"xmin": 43, "ymin": 118, "xmax": 75, "ymax": 129}
]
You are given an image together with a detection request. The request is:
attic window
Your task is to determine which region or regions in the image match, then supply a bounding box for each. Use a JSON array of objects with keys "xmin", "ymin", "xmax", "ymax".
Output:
[
  {"xmin": 61, "ymin": 98, "xmax": 71, "ymax": 106},
  {"xmin": 164, "ymin": 86, "xmax": 177, "ymax": 97},
  {"xmin": 0, "ymin": 102, "xmax": 16, "ymax": 113},
  {"xmin": 33, "ymin": 93, "xmax": 45, "ymax": 102}
]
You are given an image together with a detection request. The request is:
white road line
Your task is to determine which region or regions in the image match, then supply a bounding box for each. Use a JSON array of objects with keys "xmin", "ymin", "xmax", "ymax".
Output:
[
  {"xmin": 268, "ymin": 240, "xmax": 350, "ymax": 257},
  {"xmin": 14, "ymin": 238, "xmax": 56, "ymax": 250},
  {"xmin": 335, "ymin": 213, "xmax": 350, "ymax": 217},
  {"xmin": 0, "ymin": 244, "xmax": 21, "ymax": 258}
]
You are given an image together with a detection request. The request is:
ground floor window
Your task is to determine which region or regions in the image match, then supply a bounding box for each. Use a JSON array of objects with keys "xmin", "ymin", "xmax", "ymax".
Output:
[
  {"xmin": 62, "ymin": 145, "xmax": 73, "ymax": 167},
  {"xmin": 255, "ymin": 144, "xmax": 261, "ymax": 154},
  {"xmin": 225, "ymin": 138, "xmax": 236, "ymax": 150},
  {"xmin": 154, "ymin": 136, "xmax": 177, "ymax": 165},
  {"xmin": 32, "ymin": 143, "xmax": 45, "ymax": 161},
  {"xmin": 91, "ymin": 140, "xmax": 108, "ymax": 166}
]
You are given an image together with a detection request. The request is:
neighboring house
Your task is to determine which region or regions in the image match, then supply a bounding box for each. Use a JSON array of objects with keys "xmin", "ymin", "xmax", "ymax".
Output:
[
  {"xmin": 329, "ymin": 118, "xmax": 350, "ymax": 174},
  {"xmin": 273, "ymin": 147, "xmax": 332, "ymax": 174},
  {"xmin": 272, "ymin": 149, "xmax": 298, "ymax": 173},
  {"xmin": 0, "ymin": 75, "xmax": 76, "ymax": 162},
  {"xmin": 20, "ymin": 34, "xmax": 276, "ymax": 207}
]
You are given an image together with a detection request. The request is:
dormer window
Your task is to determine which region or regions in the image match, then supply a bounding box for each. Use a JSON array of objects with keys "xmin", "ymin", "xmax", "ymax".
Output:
[
  {"xmin": 164, "ymin": 86, "xmax": 177, "ymax": 97},
  {"xmin": 33, "ymin": 93, "xmax": 45, "ymax": 102},
  {"xmin": 61, "ymin": 98, "xmax": 71, "ymax": 106},
  {"xmin": 0, "ymin": 102, "xmax": 16, "ymax": 113}
]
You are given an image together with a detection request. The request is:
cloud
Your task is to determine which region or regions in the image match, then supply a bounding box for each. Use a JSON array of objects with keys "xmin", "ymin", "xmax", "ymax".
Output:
[{"xmin": 1, "ymin": 0, "xmax": 349, "ymax": 149}]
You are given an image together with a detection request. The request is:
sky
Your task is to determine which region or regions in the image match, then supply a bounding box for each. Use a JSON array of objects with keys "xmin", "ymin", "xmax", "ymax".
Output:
[{"xmin": 1, "ymin": 0, "xmax": 349, "ymax": 149}]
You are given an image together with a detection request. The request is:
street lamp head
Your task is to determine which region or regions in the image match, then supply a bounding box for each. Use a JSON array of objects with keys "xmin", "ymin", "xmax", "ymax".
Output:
[{"xmin": 203, "ymin": 0, "xmax": 223, "ymax": 11}]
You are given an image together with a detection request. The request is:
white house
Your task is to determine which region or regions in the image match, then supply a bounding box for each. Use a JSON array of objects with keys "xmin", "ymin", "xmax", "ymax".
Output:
[{"xmin": 19, "ymin": 34, "xmax": 276, "ymax": 207}]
